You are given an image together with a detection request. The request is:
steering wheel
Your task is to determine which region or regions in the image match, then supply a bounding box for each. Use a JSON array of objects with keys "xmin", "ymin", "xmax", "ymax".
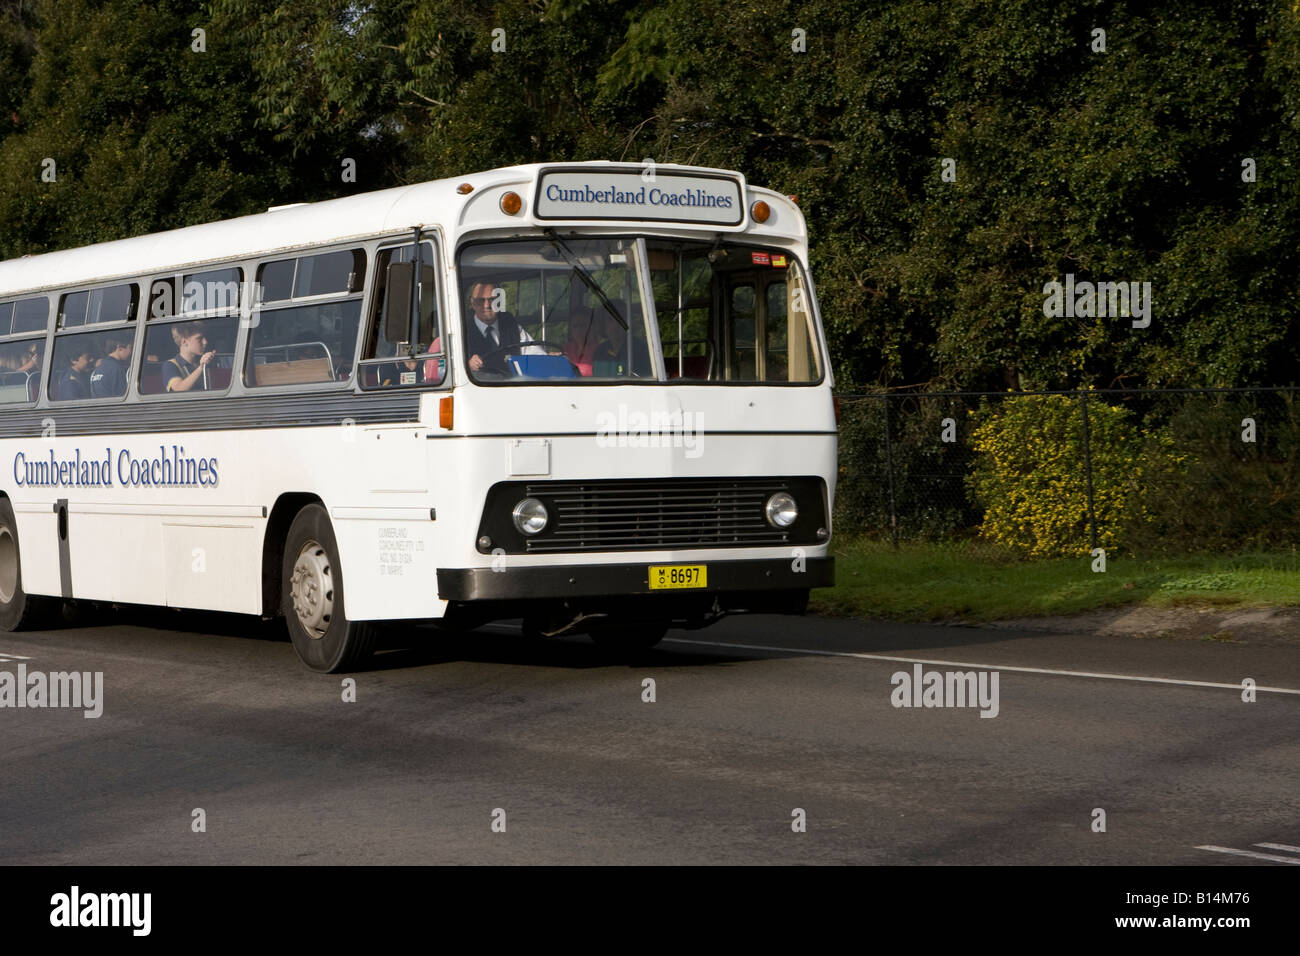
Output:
[{"xmin": 472, "ymin": 339, "xmax": 576, "ymax": 379}]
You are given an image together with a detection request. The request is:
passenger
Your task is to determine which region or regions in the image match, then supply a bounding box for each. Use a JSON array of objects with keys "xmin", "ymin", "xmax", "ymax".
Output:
[
  {"xmin": 590, "ymin": 301, "xmax": 651, "ymax": 377},
  {"xmin": 420, "ymin": 337, "xmax": 446, "ymax": 383},
  {"xmin": 16, "ymin": 342, "xmax": 41, "ymax": 375},
  {"xmin": 90, "ymin": 336, "xmax": 132, "ymax": 397},
  {"xmin": 464, "ymin": 282, "xmax": 537, "ymax": 376},
  {"xmin": 52, "ymin": 345, "xmax": 95, "ymax": 400},
  {"xmin": 164, "ymin": 322, "xmax": 217, "ymax": 393},
  {"xmin": 382, "ymin": 344, "xmax": 429, "ymax": 386}
]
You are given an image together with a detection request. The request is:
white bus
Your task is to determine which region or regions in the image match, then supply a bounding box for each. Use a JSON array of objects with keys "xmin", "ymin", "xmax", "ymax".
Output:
[{"xmin": 0, "ymin": 162, "xmax": 836, "ymax": 671}]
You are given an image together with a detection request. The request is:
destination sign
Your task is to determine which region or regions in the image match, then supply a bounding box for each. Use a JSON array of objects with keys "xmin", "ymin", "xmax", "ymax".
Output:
[{"xmin": 535, "ymin": 169, "xmax": 744, "ymax": 226}]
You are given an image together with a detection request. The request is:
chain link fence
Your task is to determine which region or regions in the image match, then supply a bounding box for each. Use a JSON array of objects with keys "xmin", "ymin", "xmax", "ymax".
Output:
[{"xmin": 834, "ymin": 388, "xmax": 1300, "ymax": 556}]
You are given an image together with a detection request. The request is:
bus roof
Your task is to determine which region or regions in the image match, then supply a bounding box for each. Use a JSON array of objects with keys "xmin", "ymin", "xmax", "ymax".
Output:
[{"xmin": 0, "ymin": 162, "xmax": 802, "ymax": 298}]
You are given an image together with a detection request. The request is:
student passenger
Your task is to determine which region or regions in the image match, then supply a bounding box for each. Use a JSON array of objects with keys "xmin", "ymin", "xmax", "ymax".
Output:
[
  {"xmin": 52, "ymin": 346, "xmax": 95, "ymax": 400},
  {"xmin": 90, "ymin": 336, "xmax": 132, "ymax": 397},
  {"xmin": 16, "ymin": 342, "xmax": 41, "ymax": 375},
  {"xmin": 164, "ymin": 322, "xmax": 217, "ymax": 392},
  {"xmin": 382, "ymin": 345, "xmax": 427, "ymax": 387}
]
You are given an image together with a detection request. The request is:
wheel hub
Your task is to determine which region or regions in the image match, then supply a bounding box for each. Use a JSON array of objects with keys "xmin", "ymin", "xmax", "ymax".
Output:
[{"xmin": 290, "ymin": 540, "xmax": 333, "ymax": 639}]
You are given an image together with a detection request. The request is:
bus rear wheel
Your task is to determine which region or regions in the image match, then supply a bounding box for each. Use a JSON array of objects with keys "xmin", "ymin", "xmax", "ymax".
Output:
[
  {"xmin": 282, "ymin": 504, "xmax": 377, "ymax": 672},
  {"xmin": 0, "ymin": 498, "xmax": 56, "ymax": 632}
]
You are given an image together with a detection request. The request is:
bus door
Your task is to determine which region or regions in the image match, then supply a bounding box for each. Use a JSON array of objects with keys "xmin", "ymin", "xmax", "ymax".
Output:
[{"xmin": 722, "ymin": 267, "xmax": 801, "ymax": 383}]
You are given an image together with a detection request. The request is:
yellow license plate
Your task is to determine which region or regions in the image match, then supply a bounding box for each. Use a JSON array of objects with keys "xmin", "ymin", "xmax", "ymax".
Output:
[{"xmin": 648, "ymin": 565, "xmax": 707, "ymax": 590}]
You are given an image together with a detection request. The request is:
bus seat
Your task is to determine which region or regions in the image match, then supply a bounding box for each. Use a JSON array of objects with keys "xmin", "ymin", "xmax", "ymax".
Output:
[
  {"xmin": 207, "ymin": 367, "xmax": 232, "ymax": 390},
  {"xmin": 140, "ymin": 364, "xmax": 164, "ymax": 395},
  {"xmin": 0, "ymin": 372, "xmax": 27, "ymax": 404},
  {"xmin": 254, "ymin": 357, "xmax": 333, "ymax": 386},
  {"xmin": 420, "ymin": 338, "xmax": 444, "ymax": 384},
  {"xmin": 28, "ymin": 371, "xmax": 41, "ymax": 402},
  {"xmin": 421, "ymin": 356, "xmax": 445, "ymax": 382}
]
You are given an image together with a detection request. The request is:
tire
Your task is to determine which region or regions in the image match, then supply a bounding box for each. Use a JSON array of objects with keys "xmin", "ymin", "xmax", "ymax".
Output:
[
  {"xmin": 589, "ymin": 620, "xmax": 669, "ymax": 652},
  {"xmin": 0, "ymin": 497, "xmax": 57, "ymax": 631},
  {"xmin": 281, "ymin": 504, "xmax": 378, "ymax": 672}
]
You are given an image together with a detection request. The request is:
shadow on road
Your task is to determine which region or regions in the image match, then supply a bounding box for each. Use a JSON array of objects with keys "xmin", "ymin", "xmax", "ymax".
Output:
[{"xmin": 29, "ymin": 600, "xmax": 752, "ymax": 672}]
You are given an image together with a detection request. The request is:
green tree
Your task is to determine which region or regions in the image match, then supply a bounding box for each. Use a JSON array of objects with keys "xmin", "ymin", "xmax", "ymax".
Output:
[
  {"xmin": 0, "ymin": 0, "xmax": 307, "ymax": 257},
  {"xmin": 1, "ymin": 0, "xmax": 1296, "ymax": 394}
]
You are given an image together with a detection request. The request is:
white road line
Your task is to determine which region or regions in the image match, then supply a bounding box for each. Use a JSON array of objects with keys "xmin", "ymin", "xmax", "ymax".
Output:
[
  {"xmin": 661, "ymin": 638, "xmax": 1300, "ymax": 696},
  {"xmin": 483, "ymin": 623, "xmax": 1300, "ymax": 696},
  {"xmin": 1253, "ymin": 842, "xmax": 1300, "ymax": 854},
  {"xmin": 0, "ymin": 654, "xmax": 32, "ymax": 661},
  {"xmin": 1196, "ymin": 845, "xmax": 1300, "ymax": 865}
]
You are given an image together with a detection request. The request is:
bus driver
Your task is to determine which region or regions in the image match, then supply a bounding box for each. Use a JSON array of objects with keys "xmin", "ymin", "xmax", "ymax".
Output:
[{"xmin": 463, "ymin": 282, "xmax": 536, "ymax": 376}]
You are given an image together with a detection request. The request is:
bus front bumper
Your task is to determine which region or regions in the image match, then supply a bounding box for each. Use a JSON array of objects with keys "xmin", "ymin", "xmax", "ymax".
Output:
[{"xmin": 437, "ymin": 557, "xmax": 833, "ymax": 602}]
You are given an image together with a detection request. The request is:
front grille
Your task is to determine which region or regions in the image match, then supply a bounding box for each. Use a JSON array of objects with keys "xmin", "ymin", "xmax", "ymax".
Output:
[{"xmin": 524, "ymin": 478, "xmax": 791, "ymax": 553}]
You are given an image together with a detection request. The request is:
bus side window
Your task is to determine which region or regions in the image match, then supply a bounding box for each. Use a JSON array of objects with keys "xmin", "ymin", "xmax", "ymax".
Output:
[
  {"xmin": 0, "ymin": 298, "xmax": 49, "ymax": 406},
  {"xmin": 360, "ymin": 241, "xmax": 441, "ymax": 389},
  {"xmin": 246, "ymin": 304, "xmax": 359, "ymax": 387},
  {"xmin": 48, "ymin": 330, "xmax": 124, "ymax": 402},
  {"xmin": 60, "ymin": 284, "xmax": 138, "ymax": 328},
  {"xmin": 45, "ymin": 285, "xmax": 138, "ymax": 402},
  {"xmin": 246, "ymin": 249, "xmax": 367, "ymax": 388},
  {"xmin": 140, "ymin": 317, "xmax": 239, "ymax": 396},
  {"xmin": 13, "ymin": 297, "xmax": 49, "ymax": 334},
  {"xmin": 0, "ymin": 339, "xmax": 42, "ymax": 405}
]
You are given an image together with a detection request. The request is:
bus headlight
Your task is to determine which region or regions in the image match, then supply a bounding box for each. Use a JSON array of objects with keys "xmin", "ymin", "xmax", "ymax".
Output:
[
  {"xmin": 512, "ymin": 498, "xmax": 549, "ymax": 535},
  {"xmin": 765, "ymin": 492, "xmax": 798, "ymax": 528}
]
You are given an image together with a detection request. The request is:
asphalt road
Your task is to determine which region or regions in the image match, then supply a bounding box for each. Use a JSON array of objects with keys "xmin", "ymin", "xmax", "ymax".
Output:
[{"xmin": 2, "ymin": 605, "xmax": 1297, "ymax": 865}]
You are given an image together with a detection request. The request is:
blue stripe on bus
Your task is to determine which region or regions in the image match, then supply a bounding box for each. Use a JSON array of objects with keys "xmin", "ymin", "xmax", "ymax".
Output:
[{"xmin": 0, "ymin": 392, "xmax": 422, "ymax": 438}]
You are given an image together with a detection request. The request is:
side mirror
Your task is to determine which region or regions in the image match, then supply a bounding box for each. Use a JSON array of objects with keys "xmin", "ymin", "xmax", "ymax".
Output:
[
  {"xmin": 384, "ymin": 261, "xmax": 414, "ymax": 344},
  {"xmin": 416, "ymin": 265, "xmax": 436, "ymax": 341}
]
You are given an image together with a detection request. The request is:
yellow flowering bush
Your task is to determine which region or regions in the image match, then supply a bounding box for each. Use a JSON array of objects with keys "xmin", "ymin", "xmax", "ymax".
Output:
[{"xmin": 967, "ymin": 394, "xmax": 1161, "ymax": 557}]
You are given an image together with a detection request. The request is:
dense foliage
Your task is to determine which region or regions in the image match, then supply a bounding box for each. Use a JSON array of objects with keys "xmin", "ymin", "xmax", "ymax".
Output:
[
  {"xmin": 835, "ymin": 395, "xmax": 978, "ymax": 540},
  {"xmin": 1126, "ymin": 391, "xmax": 1300, "ymax": 554},
  {"xmin": 1, "ymin": 0, "xmax": 1296, "ymax": 391}
]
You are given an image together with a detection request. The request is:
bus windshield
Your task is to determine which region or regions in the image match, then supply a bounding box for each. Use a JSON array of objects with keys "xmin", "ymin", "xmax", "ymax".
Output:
[
  {"xmin": 460, "ymin": 237, "xmax": 656, "ymax": 382},
  {"xmin": 458, "ymin": 236, "xmax": 822, "ymax": 384}
]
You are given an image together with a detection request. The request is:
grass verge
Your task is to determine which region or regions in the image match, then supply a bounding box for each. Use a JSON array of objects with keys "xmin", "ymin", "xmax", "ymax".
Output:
[{"xmin": 810, "ymin": 538, "xmax": 1300, "ymax": 623}]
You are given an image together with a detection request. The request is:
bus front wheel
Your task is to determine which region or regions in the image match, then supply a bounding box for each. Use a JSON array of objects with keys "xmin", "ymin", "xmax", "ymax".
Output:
[
  {"xmin": 0, "ymin": 498, "xmax": 56, "ymax": 631},
  {"xmin": 282, "ymin": 504, "xmax": 377, "ymax": 672}
]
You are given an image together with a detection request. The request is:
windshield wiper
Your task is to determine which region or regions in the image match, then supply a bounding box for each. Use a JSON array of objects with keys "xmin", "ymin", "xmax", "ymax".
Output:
[{"xmin": 544, "ymin": 229, "xmax": 628, "ymax": 330}]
